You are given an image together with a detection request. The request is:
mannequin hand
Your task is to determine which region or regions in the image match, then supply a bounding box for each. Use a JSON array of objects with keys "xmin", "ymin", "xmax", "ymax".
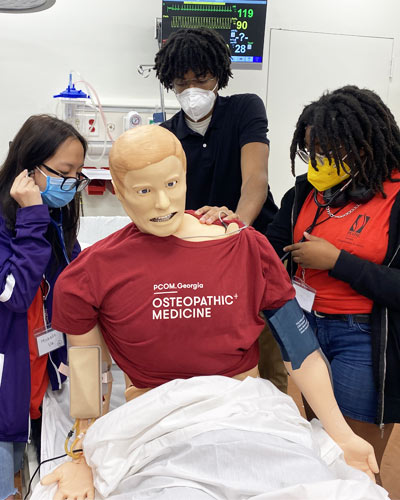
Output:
[
  {"xmin": 196, "ymin": 205, "xmax": 238, "ymax": 225},
  {"xmin": 336, "ymin": 432, "xmax": 379, "ymax": 482},
  {"xmin": 283, "ymin": 232, "xmax": 340, "ymax": 270},
  {"xmin": 41, "ymin": 457, "xmax": 95, "ymax": 500},
  {"xmin": 10, "ymin": 169, "xmax": 43, "ymax": 207}
]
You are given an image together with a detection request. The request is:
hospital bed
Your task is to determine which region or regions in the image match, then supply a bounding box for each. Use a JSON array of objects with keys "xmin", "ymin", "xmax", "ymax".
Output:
[{"xmin": 30, "ymin": 217, "xmax": 389, "ymax": 500}]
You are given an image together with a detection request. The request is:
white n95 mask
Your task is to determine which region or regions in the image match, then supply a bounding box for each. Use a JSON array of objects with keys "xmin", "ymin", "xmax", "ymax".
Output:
[{"xmin": 175, "ymin": 84, "xmax": 217, "ymax": 122}]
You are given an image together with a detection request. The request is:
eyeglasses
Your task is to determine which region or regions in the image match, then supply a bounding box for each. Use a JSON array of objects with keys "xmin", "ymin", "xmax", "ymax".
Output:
[
  {"xmin": 39, "ymin": 163, "xmax": 90, "ymax": 192},
  {"xmin": 173, "ymin": 77, "xmax": 216, "ymax": 92},
  {"xmin": 296, "ymin": 148, "xmax": 349, "ymax": 167},
  {"xmin": 296, "ymin": 149, "xmax": 327, "ymax": 167}
]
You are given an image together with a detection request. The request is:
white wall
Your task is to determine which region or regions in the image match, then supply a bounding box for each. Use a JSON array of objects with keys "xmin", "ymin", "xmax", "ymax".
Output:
[
  {"xmin": 265, "ymin": 0, "xmax": 400, "ymax": 202},
  {"xmin": 0, "ymin": 0, "xmax": 269, "ymax": 158},
  {"xmin": 1, "ymin": 0, "xmax": 400, "ymax": 209}
]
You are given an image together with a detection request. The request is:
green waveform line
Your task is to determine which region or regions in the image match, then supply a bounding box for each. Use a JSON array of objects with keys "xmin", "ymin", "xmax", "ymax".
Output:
[
  {"xmin": 167, "ymin": 4, "xmax": 232, "ymax": 13},
  {"xmin": 171, "ymin": 15, "xmax": 233, "ymax": 29}
]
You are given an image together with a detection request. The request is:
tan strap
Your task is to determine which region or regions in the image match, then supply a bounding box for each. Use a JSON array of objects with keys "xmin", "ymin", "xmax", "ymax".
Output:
[
  {"xmin": 232, "ymin": 365, "xmax": 259, "ymax": 381},
  {"xmin": 124, "ymin": 366, "xmax": 259, "ymax": 402},
  {"xmin": 58, "ymin": 362, "xmax": 112, "ymax": 383},
  {"xmin": 125, "ymin": 385, "xmax": 152, "ymax": 402}
]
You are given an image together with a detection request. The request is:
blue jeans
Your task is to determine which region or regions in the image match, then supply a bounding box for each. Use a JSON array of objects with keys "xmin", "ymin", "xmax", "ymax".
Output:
[
  {"xmin": 305, "ymin": 312, "xmax": 378, "ymax": 423},
  {"xmin": 0, "ymin": 441, "xmax": 25, "ymax": 500}
]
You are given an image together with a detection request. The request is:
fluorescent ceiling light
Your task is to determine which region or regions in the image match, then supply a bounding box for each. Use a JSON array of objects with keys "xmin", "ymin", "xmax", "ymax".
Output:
[{"xmin": 0, "ymin": 0, "xmax": 55, "ymax": 13}]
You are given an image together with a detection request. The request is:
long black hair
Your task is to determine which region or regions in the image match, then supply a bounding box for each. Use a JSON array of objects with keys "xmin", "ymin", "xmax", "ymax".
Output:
[
  {"xmin": 0, "ymin": 114, "xmax": 87, "ymax": 268},
  {"xmin": 154, "ymin": 28, "xmax": 233, "ymax": 90},
  {"xmin": 290, "ymin": 85, "xmax": 400, "ymax": 196}
]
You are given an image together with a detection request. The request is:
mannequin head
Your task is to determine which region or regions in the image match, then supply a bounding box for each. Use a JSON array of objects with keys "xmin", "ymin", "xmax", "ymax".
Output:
[{"xmin": 109, "ymin": 125, "xmax": 187, "ymax": 237}]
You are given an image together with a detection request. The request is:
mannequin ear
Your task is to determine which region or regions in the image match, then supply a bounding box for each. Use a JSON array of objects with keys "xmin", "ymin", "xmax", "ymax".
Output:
[{"xmin": 112, "ymin": 180, "xmax": 122, "ymax": 202}]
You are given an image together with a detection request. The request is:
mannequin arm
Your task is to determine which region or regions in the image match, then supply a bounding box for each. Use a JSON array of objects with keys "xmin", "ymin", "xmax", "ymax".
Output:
[
  {"xmin": 124, "ymin": 373, "xmax": 134, "ymax": 401},
  {"xmin": 286, "ymin": 351, "xmax": 379, "ymax": 481},
  {"xmin": 41, "ymin": 325, "xmax": 112, "ymax": 499},
  {"xmin": 68, "ymin": 324, "xmax": 113, "ymax": 415},
  {"xmin": 265, "ymin": 300, "xmax": 378, "ymax": 480}
]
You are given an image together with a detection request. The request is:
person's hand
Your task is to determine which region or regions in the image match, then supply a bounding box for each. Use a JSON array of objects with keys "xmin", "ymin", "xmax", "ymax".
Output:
[
  {"xmin": 10, "ymin": 169, "xmax": 42, "ymax": 207},
  {"xmin": 195, "ymin": 205, "xmax": 239, "ymax": 225},
  {"xmin": 41, "ymin": 458, "xmax": 95, "ymax": 500},
  {"xmin": 335, "ymin": 432, "xmax": 379, "ymax": 482},
  {"xmin": 283, "ymin": 232, "xmax": 340, "ymax": 270}
]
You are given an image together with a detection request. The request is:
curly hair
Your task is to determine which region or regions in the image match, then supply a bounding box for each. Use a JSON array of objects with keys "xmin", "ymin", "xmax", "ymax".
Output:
[
  {"xmin": 154, "ymin": 28, "xmax": 233, "ymax": 90},
  {"xmin": 290, "ymin": 85, "xmax": 400, "ymax": 196}
]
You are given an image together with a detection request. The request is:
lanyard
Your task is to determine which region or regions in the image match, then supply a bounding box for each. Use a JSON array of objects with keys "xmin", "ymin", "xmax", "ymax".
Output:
[
  {"xmin": 40, "ymin": 214, "xmax": 70, "ymax": 326},
  {"xmin": 50, "ymin": 213, "xmax": 71, "ymax": 265},
  {"xmin": 280, "ymin": 193, "xmax": 345, "ymax": 262}
]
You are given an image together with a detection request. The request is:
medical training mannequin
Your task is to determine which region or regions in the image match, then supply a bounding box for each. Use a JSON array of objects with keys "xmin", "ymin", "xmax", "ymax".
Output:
[{"xmin": 41, "ymin": 126, "xmax": 378, "ymax": 499}]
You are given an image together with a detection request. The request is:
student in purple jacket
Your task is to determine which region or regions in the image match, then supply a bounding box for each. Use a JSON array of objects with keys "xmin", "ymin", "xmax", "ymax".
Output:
[{"xmin": 0, "ymin": 115, "xmax": 88, "ymax": 500}]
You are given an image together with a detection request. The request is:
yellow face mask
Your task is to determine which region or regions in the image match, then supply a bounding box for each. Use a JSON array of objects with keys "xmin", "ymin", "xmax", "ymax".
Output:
[{"xmin": 307, "ymin": 156, "xmax": 351, "ymax": 192}]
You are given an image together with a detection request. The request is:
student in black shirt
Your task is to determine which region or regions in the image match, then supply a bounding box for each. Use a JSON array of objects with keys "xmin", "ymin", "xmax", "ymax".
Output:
[
  {"xmin": 154, "ymin": 27, "xmax": 277, "ymax": 234},
  {"xmin": 154, "ymin": 28, "xmax": 286, "ymax": 392}
]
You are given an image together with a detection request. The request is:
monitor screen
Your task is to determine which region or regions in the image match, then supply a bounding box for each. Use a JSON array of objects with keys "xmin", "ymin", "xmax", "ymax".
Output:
[{"xmin": 161, "ymin": 0, "xmax": 268, "ymax": 69}]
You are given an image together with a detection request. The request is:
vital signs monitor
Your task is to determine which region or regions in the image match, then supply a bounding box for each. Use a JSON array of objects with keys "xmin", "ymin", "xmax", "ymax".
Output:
[{"xmin": 161, "ymin": 0, "xmax": 268, "ymax": 69}]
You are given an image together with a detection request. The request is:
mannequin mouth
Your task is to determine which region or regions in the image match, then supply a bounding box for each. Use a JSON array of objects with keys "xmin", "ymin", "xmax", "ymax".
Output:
[{"xmin": 150, "ymin": 212, "xmax": 177, "ymax": 223}]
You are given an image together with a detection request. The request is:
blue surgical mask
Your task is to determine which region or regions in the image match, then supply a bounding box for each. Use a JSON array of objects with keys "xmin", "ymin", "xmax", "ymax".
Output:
[{"xmin": 38, "ymin": 168, "xmax": 77, "ymax": 208}]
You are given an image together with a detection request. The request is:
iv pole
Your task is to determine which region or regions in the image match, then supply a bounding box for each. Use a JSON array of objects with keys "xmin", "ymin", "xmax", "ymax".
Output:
[{"xmin": 137, "ymin": 18, "xmax": 166, "ymax": 122}]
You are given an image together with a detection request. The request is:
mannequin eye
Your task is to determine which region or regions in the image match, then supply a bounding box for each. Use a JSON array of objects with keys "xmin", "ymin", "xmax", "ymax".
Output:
[
  {"xmin": 166, "ymin": 180, "xmax": 178, "ymax": 188},
  {"xmin": 137, "ymin": 188, "xmax": 150, "ymax": 195}
]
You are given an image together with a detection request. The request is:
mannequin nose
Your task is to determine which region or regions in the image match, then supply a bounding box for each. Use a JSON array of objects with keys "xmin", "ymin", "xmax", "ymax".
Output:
[{"xmin": 155, "ymin": 190, "xmax": 170, "ymax": 210}]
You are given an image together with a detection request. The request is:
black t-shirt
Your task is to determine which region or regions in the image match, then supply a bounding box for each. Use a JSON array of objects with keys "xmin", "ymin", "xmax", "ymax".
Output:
[{"xmin": 161, "ymin": 93, "xmax": 278, "ymax": 233}]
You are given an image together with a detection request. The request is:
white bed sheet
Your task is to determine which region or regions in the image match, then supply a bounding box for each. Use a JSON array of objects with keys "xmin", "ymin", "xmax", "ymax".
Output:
[{"xmin": 33, "ymin": 376, "xmax": 389, "ymax": 500}]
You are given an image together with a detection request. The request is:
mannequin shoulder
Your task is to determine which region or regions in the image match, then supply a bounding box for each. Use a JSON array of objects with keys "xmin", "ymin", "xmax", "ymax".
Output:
[{"xmin": 174, "ymin": 213, "xmax": 239, "ymax": 241}]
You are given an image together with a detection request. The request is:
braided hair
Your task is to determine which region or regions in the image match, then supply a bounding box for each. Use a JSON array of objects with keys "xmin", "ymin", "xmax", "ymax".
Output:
[
  {"xmin": 290, "ymin": 85, "xmax": 400, "ymax": 196},
  {"xmin": 154, "ymin": 28, "xmax": 233, "ymax": 90}
]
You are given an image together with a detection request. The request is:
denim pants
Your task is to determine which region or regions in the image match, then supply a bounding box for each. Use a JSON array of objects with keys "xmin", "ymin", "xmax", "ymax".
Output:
[
  {"xmin": 305, "ymin": 312, "xmax": 378, "ymax": 423},
  {"xmin": 0, "ymin": 441, "xmax": 25, "ymax": 500}
]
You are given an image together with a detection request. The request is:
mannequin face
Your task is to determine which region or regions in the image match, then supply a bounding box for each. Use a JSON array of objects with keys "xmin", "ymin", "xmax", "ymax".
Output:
[{"xmin": 116, "ymin": 154, "xmax": 186, "ymax": 237}]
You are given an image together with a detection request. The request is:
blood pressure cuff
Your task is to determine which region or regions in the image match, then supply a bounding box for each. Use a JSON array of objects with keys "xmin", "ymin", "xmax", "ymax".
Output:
[{"xmin": 264, "ymin": 298, "xmax": 320, "ymax": 370}]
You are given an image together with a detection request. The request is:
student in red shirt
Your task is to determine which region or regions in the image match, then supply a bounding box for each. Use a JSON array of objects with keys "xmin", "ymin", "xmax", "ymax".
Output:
[
  {"xmin": 267, "ymin": 85, "xmax": 400, "ymax": 485},
  {"xmin": 42, "ymin": 125, "xmax": 378, "ymax": 498}
]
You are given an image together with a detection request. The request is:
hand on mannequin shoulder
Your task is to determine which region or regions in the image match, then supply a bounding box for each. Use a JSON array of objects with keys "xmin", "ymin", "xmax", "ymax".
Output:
[
  {"xmin": 195, "ymin": 142, "xmax": 269, "ymax": 226},
  {"xmin": 41, "ymin": 457, "xmax": 94, "ymax": 500},
  {"xmin": 195, "ymin": 205, "xmax": 239, "ymax": 225}
]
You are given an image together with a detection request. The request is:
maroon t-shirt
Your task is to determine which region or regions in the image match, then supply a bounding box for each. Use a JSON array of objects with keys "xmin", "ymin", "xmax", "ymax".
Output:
[{"xmin": 53, "ymin": 215, "xmax": 294, "ymax": 388}]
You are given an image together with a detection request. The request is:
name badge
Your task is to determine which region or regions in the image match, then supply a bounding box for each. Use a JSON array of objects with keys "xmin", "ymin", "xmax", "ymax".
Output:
[
  {"xmin": 292, "ymin": 276, "xmax": 316, "ymax": 313},
  {"xmin": 34, "ymin": 326, "xmax": 65, "ymax": 357}
]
